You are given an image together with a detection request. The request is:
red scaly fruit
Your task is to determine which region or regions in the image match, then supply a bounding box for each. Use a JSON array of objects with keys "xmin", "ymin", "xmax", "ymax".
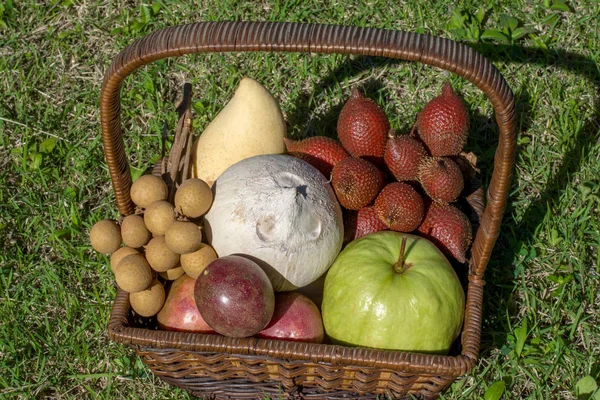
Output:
[
  {"xmin": 337, "ymin": 87, "xmax": 390, "ymax": 163},
  {"xmin": 374, "ymin": 182, "xmax": 424, "ymax": 232},
  {"xmin": 284, "ymin": 136, "xmax": 350, "ymax": 178},
  {"xmin": 417, "ymin": 202, "xmax": 472, "ymax": 263},
  {"xmin": 332, "ymin": 157, "xmax": 384, "ymax": 210},
  {"xmin": 344, "ymin": 206, "xmax": 388, "ymax": 243},
  {"xmin": 383, "ymin": 129, "xmax": 428, "ymax": 181},
  {"xmin": 416, "ymin": 82, "xmax": 470, "ymax": 156},
  {"xmin": 418, "ymin": 156, "xmax": 464, "ymax": 203}
]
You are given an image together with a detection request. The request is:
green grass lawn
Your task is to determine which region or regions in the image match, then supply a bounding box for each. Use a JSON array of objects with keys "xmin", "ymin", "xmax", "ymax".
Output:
[{"xmin": 1, "ymin": 1, "xmax": 599, "ymax": 399}]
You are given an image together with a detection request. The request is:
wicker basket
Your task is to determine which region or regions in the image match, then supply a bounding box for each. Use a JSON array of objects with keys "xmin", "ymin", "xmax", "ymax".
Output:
[{"xmin": 101, "ymin": 21, "xmax": 517, "ymax": 399}]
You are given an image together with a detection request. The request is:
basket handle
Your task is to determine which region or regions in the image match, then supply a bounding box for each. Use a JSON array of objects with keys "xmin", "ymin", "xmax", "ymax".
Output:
[{"xmin": 100, "ymin": 21, "xmax": 517, "ymax": 278}]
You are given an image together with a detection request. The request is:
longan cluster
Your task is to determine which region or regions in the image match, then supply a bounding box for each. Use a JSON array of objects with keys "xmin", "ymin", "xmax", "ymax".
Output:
[{"xmin": 89, "ymin": 175, "xmax": 217, "ymax": 317}]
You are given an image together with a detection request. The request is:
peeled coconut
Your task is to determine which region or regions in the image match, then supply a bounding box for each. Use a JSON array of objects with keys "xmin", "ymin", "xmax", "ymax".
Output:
[
  {"xmin": 203, "ymin": 154, "xmax": 344, "ymax": 291},
  {"xmin": 190, "ymin": 77, "xmax": 286, "ymax": 187}
]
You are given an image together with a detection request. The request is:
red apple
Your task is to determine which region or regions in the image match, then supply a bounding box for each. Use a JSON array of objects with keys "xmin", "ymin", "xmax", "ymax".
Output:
[
  {"xmin": 257, "ymin": 292, "xmax": 324, "ymax": 344},
  {"xmin": 157, "ymin": 274, "xmax": 214, "ymax": 333},
  {"xmin": 194, "ymin": 255, "xmax": 275, "ymax": 338}
]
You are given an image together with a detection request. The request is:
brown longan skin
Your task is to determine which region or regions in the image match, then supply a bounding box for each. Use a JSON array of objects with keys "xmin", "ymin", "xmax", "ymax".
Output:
[
  {"xmin": 145, "ymin": 236, "xmax": 180, "ymax": 272},
  {"xmin": 129, "ymin": 279, "xmax": 166, "ymax": 317},
  {"xmin": 144, "ymin": 200, "xmax": 175, "ymax": 236},
  {"xmin": 174, "ymin": 178, "xmax": 213, "ymax": 218},
  {"xmin": 90, "ymin": 219, "xmax": 122, "ymax": 254},
  {"xmin": 110, "ymin": 246, "xmax": 139, "ymax": 273},
  {"xmin": 164, "ymin": 221, "xmax": 203, "ymax": 255},
  {"xmin": 121, "ymin": 214, "xmax": 151, "ymax": 248},
  {"xmin": 130, "ymin": 175, "xmax": 168, "ymax": 209},
  {"xmin": 114, "ymin": 253, "xmax": 153, "ymax": 293},
  {"xmin": 180, "ymin": 243, "xmax": 217, "ymax": 278},
  {"xmin": 158, "ymin": 265, "xmax": 185, "ymax": 281}
]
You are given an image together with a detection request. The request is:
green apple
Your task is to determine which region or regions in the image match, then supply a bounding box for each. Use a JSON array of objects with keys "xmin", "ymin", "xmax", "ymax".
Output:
[{"xmin": 322, "ymin": 231, "xmax": 465, "ymax": 354}]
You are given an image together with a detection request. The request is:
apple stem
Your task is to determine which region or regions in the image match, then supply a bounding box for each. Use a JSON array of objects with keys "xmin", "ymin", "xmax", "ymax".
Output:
[{"xmin": 393, "ymin": 236, "xmax": 410, "ymax": 274}]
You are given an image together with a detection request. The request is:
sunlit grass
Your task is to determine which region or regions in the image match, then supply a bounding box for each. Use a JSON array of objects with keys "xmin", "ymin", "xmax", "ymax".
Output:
[{"xmin": 0, "ymin": 1, "xmax": 599, "ymax": 399}]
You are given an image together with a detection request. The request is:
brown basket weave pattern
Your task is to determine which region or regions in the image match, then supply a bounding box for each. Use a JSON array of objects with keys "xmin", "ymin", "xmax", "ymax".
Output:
[
  {"xmin": 137, "ymin": 349, "xmax": 457, "ymax": 399},
  {"xmin": 101, "ymin": 21, "xmax": 517, "ymax": 399}
]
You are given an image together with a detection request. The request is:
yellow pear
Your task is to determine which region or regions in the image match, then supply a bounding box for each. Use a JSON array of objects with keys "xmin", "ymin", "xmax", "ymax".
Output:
[{"xmin": 191, "ymin": 77, "xmax": 286, "ymax": 186}]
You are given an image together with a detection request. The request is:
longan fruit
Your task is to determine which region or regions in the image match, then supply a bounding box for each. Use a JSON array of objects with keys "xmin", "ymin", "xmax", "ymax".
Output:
[
  {"xmin": 144, "ymin": 200, "xmax": 175, "ymax": 236},
  {"xmin": 121, "ymin": 214, "xmax": 151, "ymax": 248},
  {"xmin": 180, "ymin": 243, "xmax": 217, "ymax": 278},
  {"xmin": 90, "ymin": 219, "xmax": 122, "ymax": 254},
  {"xmin": 110, "ymin": 246, "xmax": 139, "ymax": 273},
  {"xmin": 114, "ymin": 253, "xmax": 153, "ymax": 293},
  {"xmin": 158, "ymin": 265, "xmax": 185, "ymax": 281},
  {"xmin": 174, "ymin": 178, "xmax": 213, "ymax": 218},
  {"xmin": 145, "ymin": 236, "xmax": 180, "ymax": 272},
  {"xmin": 129, "ymin": 279, "xmax": 166, "ymax": 317},
  {"xmin": 130, "ymin": 174, "xmax": 168, "ymax": 209},
  {"xmin": 164, "ymin": 221, "xmax": 202, "ymax": 254}
]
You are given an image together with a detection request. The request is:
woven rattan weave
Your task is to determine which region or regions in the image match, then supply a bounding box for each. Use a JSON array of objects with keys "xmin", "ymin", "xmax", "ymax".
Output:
[{"xmin": 101, "ymin": 21, "xmax": 517, "ymax": 399}]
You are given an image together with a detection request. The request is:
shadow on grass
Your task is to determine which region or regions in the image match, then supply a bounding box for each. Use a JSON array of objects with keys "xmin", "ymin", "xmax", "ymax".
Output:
[
  {"xmin": 282, "ymin": 42, "xmax": 599, "ymax": 358},
  {"xmin": 469, "ymin": 43, "xmax": 599, "ymax": 357}
]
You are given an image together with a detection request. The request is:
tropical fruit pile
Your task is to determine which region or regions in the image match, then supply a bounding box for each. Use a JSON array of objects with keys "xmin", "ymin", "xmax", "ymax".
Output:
[
  {"xmin": 89, "ymin": 76, "xmax": 480, "ymax": 353},
  {"xmin": 285, "ymin": 82, "xmax": 476, "ymax": 264}
]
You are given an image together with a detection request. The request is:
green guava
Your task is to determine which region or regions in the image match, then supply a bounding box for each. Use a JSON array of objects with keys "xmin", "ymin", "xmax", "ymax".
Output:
[{"xmin": 322, "ymin": 231, "xmax": 465, "ymax": 354}]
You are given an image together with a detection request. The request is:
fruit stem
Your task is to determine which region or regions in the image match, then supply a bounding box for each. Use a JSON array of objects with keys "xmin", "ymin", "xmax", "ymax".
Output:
[
  {"xmin": 393, "ymin": 236, "xmax": 411, "ymax": 274},
  {"xmin": 350, "ymin": 87, "xmax": 362, "ymax": 99},
  {"xmin": 442, "ymin": 81, "xmax": 454, "ymax": 96}
]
